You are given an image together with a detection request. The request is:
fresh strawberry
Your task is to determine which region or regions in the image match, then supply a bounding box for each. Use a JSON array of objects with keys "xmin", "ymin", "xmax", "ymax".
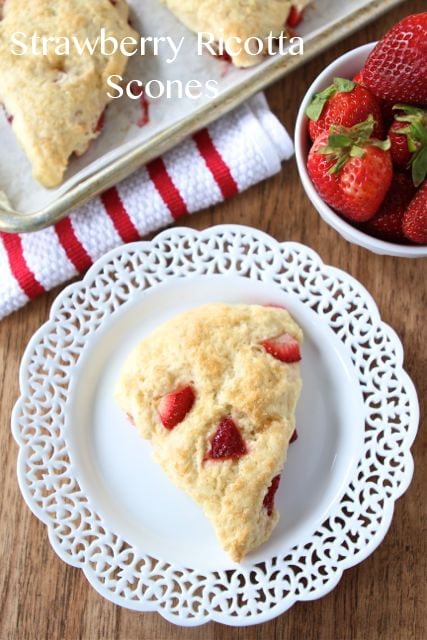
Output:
[
  {"xmin": 205, "ymin": 417, "xmax": 247, "ymax": 460},
  {"xmin": 263, "ymin": 475, "xmax": 281, "ymax": 516},
  {"xmin": 158, "ymin": 385, "xmax": 195, "ymax": 430},
  {"xmin": 362, "ymin": 13, "xmax": 427, "ymax": 104},
  {"xmin": 262, "ymin": 333, "xmax": 301, "ymax": 363},
  {"xmin": 306, "ymin": 77, "xmax": 383, "ymax": 142},
  {"xmin": 389, "ymin": 120, "xmax": 412, "ymax": 167},
  {"xmin": 351, "ymin": 71, "xmax": 396, "ymax": 126},
  {"xmin": 287, "ymin": 6, "xmax": 303, "ymax": 28},
  {"xmin": 402, "ymin": 181, "xmax": 427, "ymax": 244},
  {"xmin": 362, "ymin": 172, "xmax": 416, "ymax": 242},
  {"xmin": 388, "ymin": 105, "xmax": 427, "ymax": 186},
  {"xmin": 307, "ymin": 116, "xmax": 393, "ymax": 222}
]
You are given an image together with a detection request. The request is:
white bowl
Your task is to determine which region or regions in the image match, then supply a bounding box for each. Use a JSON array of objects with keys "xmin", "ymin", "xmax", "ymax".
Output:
[{"xmin": 295, "ymin": 43, "xmax": 427, "ymax": 258}]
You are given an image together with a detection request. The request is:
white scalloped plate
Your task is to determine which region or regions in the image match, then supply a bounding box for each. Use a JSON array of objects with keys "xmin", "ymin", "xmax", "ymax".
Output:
[{"xmin": 12, "ymin": 225, "xmax": 419, "ymax": 627}]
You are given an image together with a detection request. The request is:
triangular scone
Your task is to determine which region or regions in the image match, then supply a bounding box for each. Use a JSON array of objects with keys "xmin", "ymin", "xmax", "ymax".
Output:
[
  {"xmin": 116, "ymin": 304, "xmax": 303, "ymax": 562},
  {"xmin": 160, "ymin": 0, "xmax": 310, "ymax": 67},
  {"xmin": 0, "ymin": 0, "xmax": 138, "ymax": 187}
]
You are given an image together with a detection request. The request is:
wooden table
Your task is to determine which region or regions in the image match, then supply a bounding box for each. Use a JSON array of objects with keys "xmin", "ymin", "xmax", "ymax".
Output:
[{"xmin": 1, "ymin": 2, "xmax": 425, "ymax": 638}]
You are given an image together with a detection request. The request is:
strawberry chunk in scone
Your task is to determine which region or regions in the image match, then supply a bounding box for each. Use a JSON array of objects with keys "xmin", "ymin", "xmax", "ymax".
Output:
[{"xmin": 158, "ymin": 386, "xmax": 195, "ymax": 430}]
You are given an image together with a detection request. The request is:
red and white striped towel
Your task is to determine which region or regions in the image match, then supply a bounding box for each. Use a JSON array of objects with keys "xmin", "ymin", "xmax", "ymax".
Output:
[{"xmin": 0, "ymin": 94, "xmax": 293, "ymax": 320}]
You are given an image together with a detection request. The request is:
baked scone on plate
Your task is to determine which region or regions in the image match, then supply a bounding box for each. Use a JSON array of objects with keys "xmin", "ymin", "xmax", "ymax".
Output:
[
  {"xmin": 115, "ymin": 303, "xmax": 303, "ymax": 562},
  {"xmin": 0, "ymin": 0, "xmax": 138, "ymax": 188},
  {"xmin": 160, "ymin": 0, "xmax": 310, "ymax": 67}
]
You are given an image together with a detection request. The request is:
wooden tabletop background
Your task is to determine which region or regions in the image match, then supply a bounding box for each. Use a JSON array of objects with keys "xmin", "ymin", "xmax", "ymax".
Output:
[{"xmin": 0, "ymin": 2, "xmax": 425, "ymax": 638}]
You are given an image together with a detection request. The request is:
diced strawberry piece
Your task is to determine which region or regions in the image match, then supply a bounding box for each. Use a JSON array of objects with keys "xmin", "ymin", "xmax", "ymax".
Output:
[
  {"xmin": 137, "ymin": 93, "xmax": 150, "ymax": 127},
  {"xmin": 290, "ymin": 429, "xmax": 298, "ymax": 443},
  {"xmin": 261, "ymin": 333, "xmax": 301, "ymax": 363},
  {"xmin": 205, "ymin": 416, "xmax": 247, "ymax": 460},
  {"xmin": 219, "ymin": 51, "xmax": 232, "ymax": 63},
  {"xmin": 287, "ymin": 6, "xmax": 303, "ymax": 29},
  {"xmin": 263, "ymin": 474, "xmax": 281, "ymax": 516},
  {"xmin": 158, "ymin": 385, "xmax": 195, "ymax": 430},
  {"xmin": 128, "ymin": 82, "xmax": 150, "ymax": 127},
  {"xmin": 95, "ymin": 111, "xmax": 105, "ymax": 133},
  {"xmin": 1, "ymin": 104, "xmax": 13, "ymax": 124}
]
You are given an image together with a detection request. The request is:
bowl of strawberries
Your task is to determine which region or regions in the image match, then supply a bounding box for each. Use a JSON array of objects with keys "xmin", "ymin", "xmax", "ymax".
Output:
[{"xmin": 295, "ymin": 13, "xmax": 427, "ymax": 257}]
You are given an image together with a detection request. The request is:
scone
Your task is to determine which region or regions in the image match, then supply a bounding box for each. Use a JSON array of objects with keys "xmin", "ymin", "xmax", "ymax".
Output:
[
  {"xmin": 160, "ymin": 0, "xmax": 310, "ymax": 67},
  {"xmin": 115, "ymin": 303, "xmax": 303, "ymax": 562},
  {"xmin": 0, "ymin": 0, "xmax": 138, "ymax": 187}
]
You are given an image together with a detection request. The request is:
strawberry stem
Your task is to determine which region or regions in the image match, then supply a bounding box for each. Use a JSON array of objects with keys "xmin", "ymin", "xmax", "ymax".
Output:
[
  {"xmin": 306, "ymin": 77, "xmax": 356, "ymax": 121},
  {"xmin": 317, "ymin": 115, "xmax": 390, "ymax": 174},
  {"xmin": 393, "ymin": 104, "xmax": 427, "ymax": 186}
]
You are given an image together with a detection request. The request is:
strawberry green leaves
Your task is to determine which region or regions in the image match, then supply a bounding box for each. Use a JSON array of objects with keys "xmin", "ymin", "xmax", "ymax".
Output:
[
  {"xmin": 306, "ymin": 77, "xmax": 356, "ymax": 121},
  {"xmin": 316, "ymin": 115, "xmax": 391, "ymax": 174},
  {"xmin": 393, "ymin": 104, "xmax": 427, "ymax": 187}
]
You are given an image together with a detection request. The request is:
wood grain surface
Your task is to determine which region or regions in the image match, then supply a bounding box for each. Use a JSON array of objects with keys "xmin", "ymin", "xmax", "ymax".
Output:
[{"xmin": 0, "ymin": 2, "xmax": 425, "ymax": 638}]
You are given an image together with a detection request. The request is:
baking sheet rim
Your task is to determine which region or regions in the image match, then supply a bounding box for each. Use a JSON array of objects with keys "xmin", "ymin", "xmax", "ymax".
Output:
[{"xmin": 0, "ymin": 0, "xmax": 404, "ymax": 234}]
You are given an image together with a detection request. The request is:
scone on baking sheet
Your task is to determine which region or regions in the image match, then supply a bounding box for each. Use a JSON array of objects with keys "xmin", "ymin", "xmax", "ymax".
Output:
[
  {"xmin": 115, "ymin": 303, "xmax": 303, "ymax": 562},
  {"xmin": 0, "ymin": 0, "xmax": 138, "ymax": 188},
  {"xmin": 160, "ymin": 0, "xmax": 310, "ymax": 68}
]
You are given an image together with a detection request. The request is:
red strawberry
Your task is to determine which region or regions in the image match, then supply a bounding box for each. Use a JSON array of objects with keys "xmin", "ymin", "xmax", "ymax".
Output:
[
  {"xmin": 306, "ymin": 77, "xmax": 383, "ymax": 142},
  {"xmin": 389, "ymin": 120, "xmax": 412, "ymax": 167},
  {"xmin": 402, "ymin": 181, "xmax": 427, "ymax": 244},
  {"xmin": 362, "ymin": 173, "xmax": 416, "ymax": 242},
  {"xmin": 290, "ymin": 428, "xmax": 298, "ymax": 443},
  {"xmin": 287, "ymin": 6, "xmax": 303, "ymax": 29},
  {"xmin": 352, "ymin": 71, "xmax": 396, "ymax": 126},
  {"xmin": 388, "ymin": 105, "xmax": 427, "ymax": 186},
  {"xmin": 262, "ymin": 333, "xmax": 301, "ymax": 363},
  {"xmin": 205, "ymin": 416, "xmax": 247, "ymax": 460},
  {"xmin": 263, "ymin": 475, "xmax": 281, "ymax": 516},
  {"xmin": 158, "ymin": 385, "xmax": 195, "ymax": 430},
  {"xmin": 362, "ymin": 13, "xmax": 427, "ymax": 104},
  {"xmin": 307, "ymin": 116, "xmax": 393, "ymax": 222}
]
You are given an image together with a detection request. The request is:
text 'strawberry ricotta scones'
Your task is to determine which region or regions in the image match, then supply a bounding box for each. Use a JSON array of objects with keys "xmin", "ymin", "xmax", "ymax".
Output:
[
  {"xmin": 115, "ymin": 304, "xmax": 303, "ymax": 562},
  {"xmin": 160, "ymin": 0, "xmax": 310, "ymax": 67},
  {"xmin": 0, "ymin": 0, "xmax": 138, "ymax": 187}
]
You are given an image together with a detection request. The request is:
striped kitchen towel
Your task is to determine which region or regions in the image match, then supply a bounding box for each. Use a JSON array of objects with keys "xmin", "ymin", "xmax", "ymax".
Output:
[{"xmin": 0, "ymin": 94, "xmax": 294, "ymax": 320}]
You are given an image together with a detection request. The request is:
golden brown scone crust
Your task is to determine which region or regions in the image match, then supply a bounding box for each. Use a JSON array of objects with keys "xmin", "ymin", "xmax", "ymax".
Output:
[
  {"xmin": 160, "ymin": 0, "xmax": 310, "ymax": 67},
  {"xmin": 115, "ymin": 304, "xmax": 303, "ymax": 562},
  {"xmin": 0, "ymin": 0, "xmax": 137, "ymax": 187}
]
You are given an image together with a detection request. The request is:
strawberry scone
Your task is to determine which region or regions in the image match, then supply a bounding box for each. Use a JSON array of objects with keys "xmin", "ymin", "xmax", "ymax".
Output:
[
  {"xmin": 115, "ymin": 303, "xmax": 303, "ymax": 562},
  {"xmin": 160, "ymin": 0, "xmax": 310, "ymax": 67},
  {"xmin": 0, "ymin": 0, "xmax": 138, "ymax": 187}
]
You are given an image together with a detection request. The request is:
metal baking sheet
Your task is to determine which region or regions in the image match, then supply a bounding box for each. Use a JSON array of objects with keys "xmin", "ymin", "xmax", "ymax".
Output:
[{"xmin": 0, "ymin": 0, "xmax": 404, "ymax": 233}]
